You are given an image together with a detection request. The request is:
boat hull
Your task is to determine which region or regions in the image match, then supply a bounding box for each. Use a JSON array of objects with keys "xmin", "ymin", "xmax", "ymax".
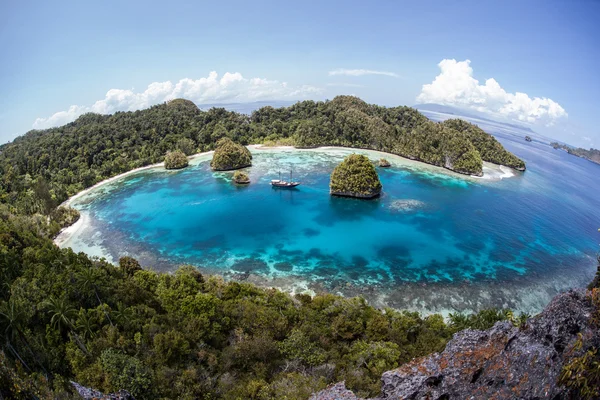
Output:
[{"xmin": 271, "ymin": 182, "xmax": 300, "ymax": 188}]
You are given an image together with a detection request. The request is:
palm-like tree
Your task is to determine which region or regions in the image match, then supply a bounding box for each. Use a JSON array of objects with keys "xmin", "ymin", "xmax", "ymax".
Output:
[
  {"xmin": 75, "ymin": 267, "xmax": 114, "ymax": 326},
  {"xmin": 75, "ymin": 310, "xmax": 98, "ymax": 340},
  {"xmin": 41, "ymin": 296, "xmax": 76, "ymax": 333},
  {"xmin": 0, "ymin": 299, "xmax": 24, "ymax": 343},
  {"xmin": 0, "ymin": 298, "xmax": 50, "ymax": 374},
  {"xmin": 75, "ymin": 267, "xmax": 102, "ymax": 303},
  {"xmin": 112, "ymin": 302, "xmax": 132, "ymax": 328}
]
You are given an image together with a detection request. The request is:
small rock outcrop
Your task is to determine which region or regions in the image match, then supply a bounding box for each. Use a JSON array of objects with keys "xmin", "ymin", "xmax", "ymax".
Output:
[
  {"xmin": 210, "ymin": 137, "xmax": 252, "ymax": 171},
  {"xmin": 232, "ymin": 170, "xmax": 250, "ymax": 184},
  {"xmin": 309, "ymin": 382, "xmax": 361, "ymax": 400},
  {"xmin": 311, "ymin": 289, "xmax": 599, "ymax": 400},
  {"xmin": 330, "ymin": 154, "xmax": 382, "ymax": 199},
  {"xmin": 71, "ymin": 381, "xmax": 135, "ymax": 399},
  {"xmin": 164, "ymin": 149, "xmax": 189, "ymax": 169},
  {"xmin": 379, "ymin": 158, "xmax": 391, "ymax": 168}
]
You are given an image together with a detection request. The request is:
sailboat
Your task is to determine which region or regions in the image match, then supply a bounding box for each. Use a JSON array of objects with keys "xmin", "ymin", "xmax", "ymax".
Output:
[{"xmin": 270, "ymin": 169, "xmax": 300, "ymax": 188}]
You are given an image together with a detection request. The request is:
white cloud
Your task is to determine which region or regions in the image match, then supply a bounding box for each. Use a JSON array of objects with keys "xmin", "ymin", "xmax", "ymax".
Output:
[
  {"xmin": 326, "ymin": 83, "xmax": 365, "ymax": 88},
  {"xmin": 328, "ymin": 68, "xmax": 398, "ymax": 78},
  {"xmin": 33, "ymin": 72, "xmax": 322, "ymax": 129},
  {"xmin": 416, "ymin": 59, "xmax": 567, "ymax": 124}
]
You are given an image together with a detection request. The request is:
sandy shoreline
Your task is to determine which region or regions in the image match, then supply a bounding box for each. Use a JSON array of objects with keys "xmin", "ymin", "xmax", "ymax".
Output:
[
  {"xmin": 58, "ymin": 144, "xmax": 510, "ymax": 210},
  {"xmin": 59, "ymin": 149, "xmax": 218, "ymax": 208}
]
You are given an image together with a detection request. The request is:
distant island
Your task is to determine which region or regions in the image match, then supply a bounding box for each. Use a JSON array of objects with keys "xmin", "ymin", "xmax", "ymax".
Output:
[{"xmin": 551, "ymin": 142, "xmax": 600, "ymax": 165}]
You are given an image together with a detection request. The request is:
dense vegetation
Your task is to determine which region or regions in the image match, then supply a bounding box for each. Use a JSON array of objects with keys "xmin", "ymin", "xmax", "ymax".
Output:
[
  {"xmin": 164, "ymin": 150, "xmax": 189, "ymax": 170},
  {"xmin": 0, "ymin": 204, "xmax": 529, "ymax": 399},
  {"xmin": 0, "ymin": 96, "xmax": 525, "ymax": 217},
  {"xmin": 559, "ymin": 262, "xmax": 600, "ymax": 399},
  {"xmin": 0, "ymin": 96, "xmax": 536, "ymax": 398},
  {"xmin": 210, "ymin": 137, "xmax": 253, "ymax": 171},
  {"xmin": 441, "ymin": 119, "xmax": 526, "ymax": 170},
  {"xmin": 551, "ymin": 142, "xmax": 600, "ymax": 165},
  {"xmin": 330, "ymin": 154, "xmax": 382, "ymax": 199}
]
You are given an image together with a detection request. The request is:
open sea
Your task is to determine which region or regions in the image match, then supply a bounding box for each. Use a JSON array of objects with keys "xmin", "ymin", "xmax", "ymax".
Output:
[{"xmin": 57, "ymin": 116, "xmax": 600, "ymax": 315}]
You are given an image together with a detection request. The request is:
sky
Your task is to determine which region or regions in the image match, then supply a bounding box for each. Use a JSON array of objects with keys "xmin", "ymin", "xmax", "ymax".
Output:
[{"xmin": 1, "ymin": 0, "xmax": 599, "ymax": 147}]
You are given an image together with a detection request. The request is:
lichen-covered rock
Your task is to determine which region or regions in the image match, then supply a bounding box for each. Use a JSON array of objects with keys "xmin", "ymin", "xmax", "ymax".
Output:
[
  {"xmin": 71, "ymin": 381, "xmax": 136, "ymax": 399},
  {"xmin": 330, "ymin": 154, "xmax": 382, "ymax": 199},
  {"xmin": 309, "ymin": 382, "xmax": 362, "ymax": 400},
  {"xmin": 210, "ymin": 137, "xmax": 252, "ymax": 171},
  {"xmin": 311, "ymin": 289, "xmax": 599, "ymax": 400},
  {"xmin": 164, "ymin": 149, "xmax": 189, "ymax": 169}
]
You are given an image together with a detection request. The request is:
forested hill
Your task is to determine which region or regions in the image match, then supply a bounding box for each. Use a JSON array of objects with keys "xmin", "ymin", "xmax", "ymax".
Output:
[{"xmin": 0, "ymin": 96, "xmax": 524, "ymax": 215}]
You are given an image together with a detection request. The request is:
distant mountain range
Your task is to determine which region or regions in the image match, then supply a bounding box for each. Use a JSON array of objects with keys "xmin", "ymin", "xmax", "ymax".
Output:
[{"xmin": 414, "ymin": 103, "xmax": 536, "ymax": 134}]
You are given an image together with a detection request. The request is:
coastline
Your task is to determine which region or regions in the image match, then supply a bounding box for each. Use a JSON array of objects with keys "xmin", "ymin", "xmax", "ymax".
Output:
[
  {"xmin": 59, "ymin": 149, "xmax": 216, "ymax": 208},
  {"xmin": 48, "ymin": 143, "xmax": 597, "ymax": 318},
  {"xmin": 58, "ymin": 144, "xmax": 516, "ymax": 210},
  {"xmin": 54, "ymin": 144, "xmax": 516, "ymax": 248}
]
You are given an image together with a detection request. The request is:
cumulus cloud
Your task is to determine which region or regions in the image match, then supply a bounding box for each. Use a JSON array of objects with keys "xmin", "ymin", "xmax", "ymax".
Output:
[
  {"xmin": 326, "ymin": 83, "xmax": 365, "ymax": 88},
  {"xmin": 328, "ymin": 68, "xmax": 398, "ymax": 78},
  {"xmin": 33, "ymin": 72, "xmax": 322, "ymax": 129},
  {"xmin": 416, "ymin": 59, "xmax": 567, "ymax": 124}
]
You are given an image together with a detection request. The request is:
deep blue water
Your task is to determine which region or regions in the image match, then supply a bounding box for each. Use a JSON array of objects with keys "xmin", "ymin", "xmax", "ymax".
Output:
[{"xmin": 60, "ymin": 123, "xmax": 600, "ymax": 314}]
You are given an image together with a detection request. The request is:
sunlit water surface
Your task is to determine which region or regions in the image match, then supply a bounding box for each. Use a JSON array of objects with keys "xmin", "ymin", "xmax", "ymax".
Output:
[{"xmin": 58, "ymin": 123, "xmax": 600, "ymax": 315}]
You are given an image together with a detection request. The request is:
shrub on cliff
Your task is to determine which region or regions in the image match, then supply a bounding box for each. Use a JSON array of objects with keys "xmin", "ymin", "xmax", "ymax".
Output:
[
  {"xmin": 330, "ymin": 154, "xmax": 382, "ymax": 198},
  {"xmin": 210, "ymin": 137, "xmax": 252, "ymax": 171},
  {"xmin": 164, "ymin": 150, "xmax": 189, "ymax": 169}
]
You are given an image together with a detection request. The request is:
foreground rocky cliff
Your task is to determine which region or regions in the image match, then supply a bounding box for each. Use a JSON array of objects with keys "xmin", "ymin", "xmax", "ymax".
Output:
[{"xmin": 311, "ymin": 289, "xmax": 599, "ymax": 400}]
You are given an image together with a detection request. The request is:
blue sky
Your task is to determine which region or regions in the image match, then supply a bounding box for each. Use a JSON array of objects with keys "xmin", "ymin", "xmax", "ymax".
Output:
[{"xmin": 1, "ymin": 0, "xmax": 598, "ymax": 147}]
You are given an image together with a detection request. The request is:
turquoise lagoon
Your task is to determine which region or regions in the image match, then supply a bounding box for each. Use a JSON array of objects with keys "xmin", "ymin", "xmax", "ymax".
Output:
[{"xmin": 57, "ymin": 135, "xmax": 600, "ymax": 315}]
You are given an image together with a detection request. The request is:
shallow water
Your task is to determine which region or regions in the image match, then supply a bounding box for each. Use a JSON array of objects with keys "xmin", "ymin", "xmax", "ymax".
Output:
[{"xmin": 58, "ymin": 130, "xmax": 600, "ymax": 315}]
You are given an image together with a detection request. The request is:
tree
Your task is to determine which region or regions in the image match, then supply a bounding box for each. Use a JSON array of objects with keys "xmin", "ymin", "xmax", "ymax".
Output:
[
  {"xmin": 119, "ymin": 256, "xmax": 142, "ymax": 277},
  {"xmin": 41, "ymin": 296, "xmax": 76, "ymax": 333},
  {"xmin": 0, "ymin": 299, "xmax": 24, "ymax": 344},
  {"xmin": 176, "ymin": 138, "xmax": 197, "ymax": 156}
]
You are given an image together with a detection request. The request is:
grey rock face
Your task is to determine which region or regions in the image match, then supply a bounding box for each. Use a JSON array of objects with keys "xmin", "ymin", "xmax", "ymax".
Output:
[
  {"xmin": 71, "ymin": 381, "xmax": 136, "ymax": 399},
  {"xmin": 309, "ymin": 382, "xmax": 363, "ymax": 400},
  {"xmin": 312, "ymin": 289, "xmax": 599, "ymax": 400}
]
